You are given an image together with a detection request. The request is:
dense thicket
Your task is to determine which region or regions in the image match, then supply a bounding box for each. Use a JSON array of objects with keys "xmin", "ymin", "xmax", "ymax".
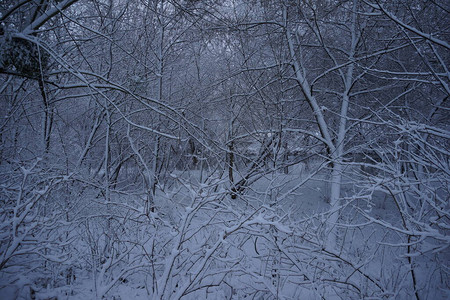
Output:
[{"xmin": 0, "ymin": 0, "xmax": 448, "ymax": 299}]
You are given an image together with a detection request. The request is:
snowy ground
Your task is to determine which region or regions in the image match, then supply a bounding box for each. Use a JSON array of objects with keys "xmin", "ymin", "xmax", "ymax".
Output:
[{"xmin": 1, "ymin": 161, "xmax": 448, "ymax": 300}]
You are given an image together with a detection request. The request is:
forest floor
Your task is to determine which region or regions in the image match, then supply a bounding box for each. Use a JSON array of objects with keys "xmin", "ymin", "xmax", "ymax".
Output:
[{"xmin": 1, "ymin": 162, "xmax": 446, "ymax": 300}]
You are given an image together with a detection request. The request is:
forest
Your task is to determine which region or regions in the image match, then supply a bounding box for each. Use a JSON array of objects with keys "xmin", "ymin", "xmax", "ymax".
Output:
[{"xmin": 0, "ymin": 0, "xmax": 448, "ymax": 299}]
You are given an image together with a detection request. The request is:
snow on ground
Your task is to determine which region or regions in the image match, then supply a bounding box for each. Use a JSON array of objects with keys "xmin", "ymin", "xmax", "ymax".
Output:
[{"xmin": 1, "ymin": 161, "xmax": 447, "ymax": 299}]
